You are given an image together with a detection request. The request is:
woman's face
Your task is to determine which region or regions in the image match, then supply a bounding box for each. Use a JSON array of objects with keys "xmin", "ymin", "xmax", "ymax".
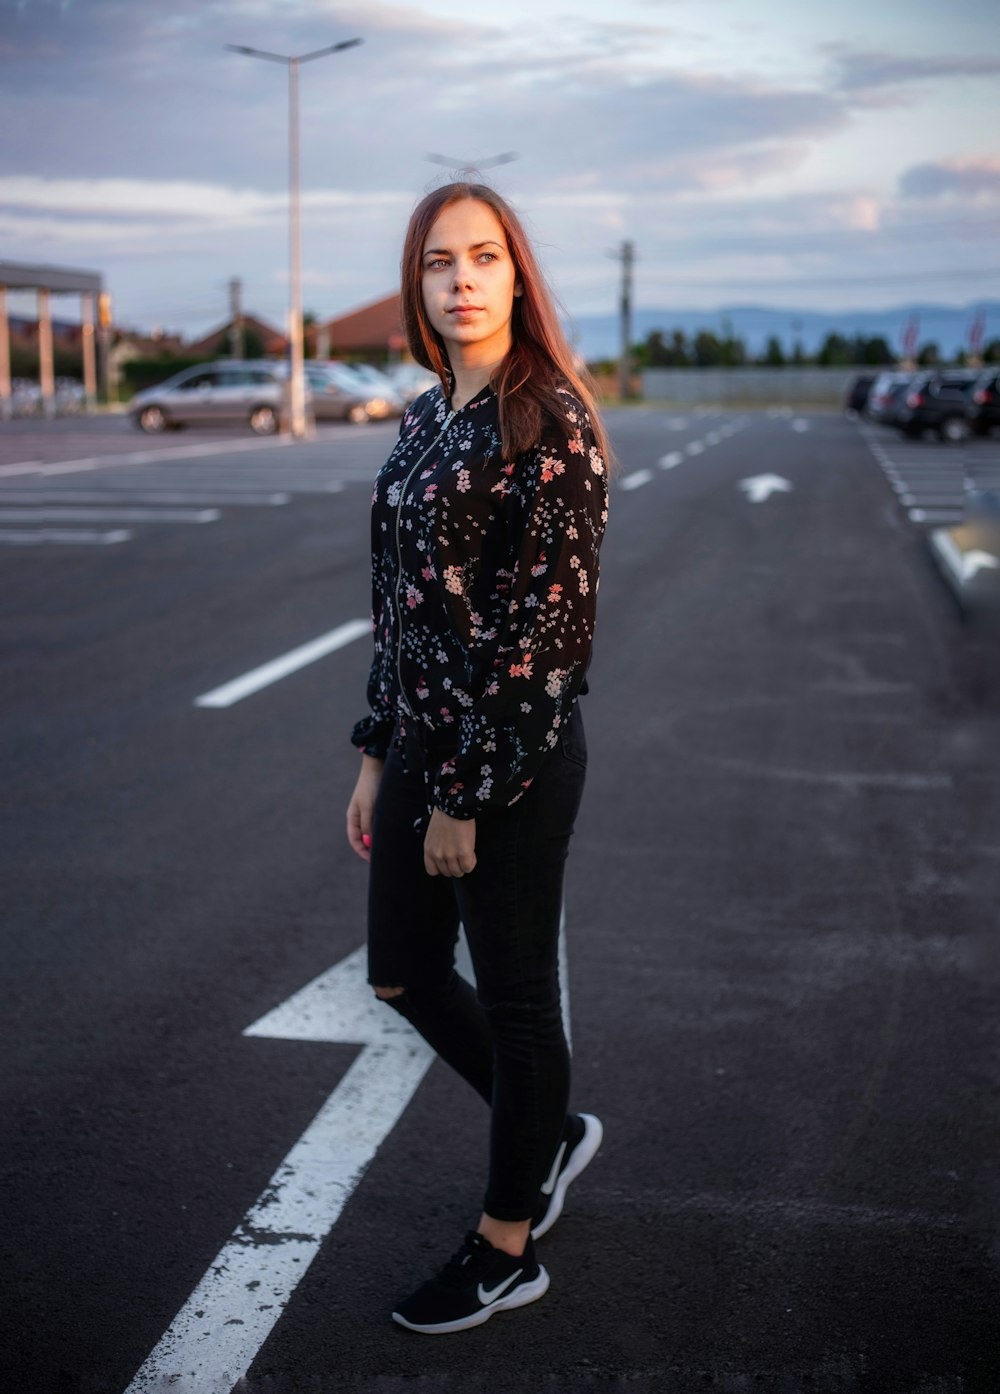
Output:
[{"xmin": 420, "ymin": 199, "xmax": 520, "ymax": 366}]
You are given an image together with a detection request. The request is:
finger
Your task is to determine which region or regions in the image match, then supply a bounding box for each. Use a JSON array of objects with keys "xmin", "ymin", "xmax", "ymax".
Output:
[{"xmin": 346, "ymin": 806, "xmax": 371, "ymax": 862}]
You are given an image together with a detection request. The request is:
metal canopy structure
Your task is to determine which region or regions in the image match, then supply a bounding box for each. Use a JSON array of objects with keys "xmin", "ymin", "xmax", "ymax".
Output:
[{"xmin": 0, "ymin": 259, "xmax": 107, "ymax": 418}]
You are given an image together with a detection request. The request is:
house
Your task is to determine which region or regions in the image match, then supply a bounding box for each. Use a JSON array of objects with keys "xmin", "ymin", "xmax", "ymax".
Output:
[
  {"xmin": 310, "ymin": 293, "xmax": 405, "ymax": 361},
  {"xmin": 187, "ymin": 314, "xmax": 288, "ymax": 358}
]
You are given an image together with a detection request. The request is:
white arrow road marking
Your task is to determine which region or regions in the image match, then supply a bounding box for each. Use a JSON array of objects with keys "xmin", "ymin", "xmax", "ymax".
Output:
[
  {"xmin": 126, "ymin": 916, "xmax": 572, "ymax": 1393},
  {"xmin": 620, "ymin": 468, "xmax": 654, "ymax": 491},
  {"xmin": 739, "ymin": 474, "xmax": 793, "ymax": 503},
  {"xmin": 195, "ymin": 618, "xmax": 370, "ymax": 708},
  {"xmin": 123, "ymin": 948, "xmax": 434, "ymax": 1394},
  {"xmin": 659, "ymin": 451, "xmax": 684, "ymax": 469}
]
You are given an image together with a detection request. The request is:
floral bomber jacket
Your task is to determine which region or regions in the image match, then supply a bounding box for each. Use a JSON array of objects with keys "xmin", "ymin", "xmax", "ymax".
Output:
[{"xmin": 351, "ymin": 381, "xmax": 609, "ymax": 820}]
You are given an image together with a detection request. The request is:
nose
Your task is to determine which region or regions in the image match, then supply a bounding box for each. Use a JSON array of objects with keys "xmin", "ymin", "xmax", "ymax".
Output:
[{"xmin": 451, "ymin": 259, "xmax": 475, "ymax": 291}]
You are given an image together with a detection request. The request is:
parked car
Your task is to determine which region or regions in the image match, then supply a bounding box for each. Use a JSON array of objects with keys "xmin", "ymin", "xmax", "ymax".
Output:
[
  {"xmin": 312, "ymin": 362, "xmax": 401, "ymax": 421},
  {"xmin": 966, "ymin": 368, "xmax": 1000, "ymax": 438},
  {"xmin": 386, "ymin": 361, "xmax": 439, "ymax": 404},
  {"xmin": 333, "ymin": 362, "xmax": 405, "ymax": 416},
  {"xmin": 130, "ymin": 361, "xmax": 286, "ymax": 434},
  {"xmin": 865, "ymin": 371, "xmax": 915, "ymax": 426},
  {"xmin": 844, "ymin": 372, "xmax": 878, "ymax": 415},
  {"xmin": 895, "ymin": 370, "xmax": 981, "ymax": 442},
  {"xmin": 303, "ymin": 364, "xmax": 373, "ymax": 423}
]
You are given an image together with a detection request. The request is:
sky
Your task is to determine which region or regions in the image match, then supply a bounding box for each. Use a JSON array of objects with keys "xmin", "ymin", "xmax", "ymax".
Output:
[{"xmin": 1, "ymin": 0, "xmax": 999, "ymax": 344}]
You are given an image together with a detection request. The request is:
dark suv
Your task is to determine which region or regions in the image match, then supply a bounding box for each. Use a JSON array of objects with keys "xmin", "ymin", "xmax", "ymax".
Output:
[
  {"xmin": 894, "ymin": 370, "xmax": 981, "ymax": 442},
  {"xmin": 966, "ymin": 368, "xmax": 1000, "ymax": 437},
  {"xmin": 865, "ymin": 371, "xmax": 914, "ymax": 425}
]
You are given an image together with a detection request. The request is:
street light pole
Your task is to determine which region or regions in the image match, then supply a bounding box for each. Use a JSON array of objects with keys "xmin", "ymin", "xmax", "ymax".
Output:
[
  {"xmin": 288, "ymin": 54, "xmax": 304, "ymax": 438},
  {"xmin": 227, "ymin": 38, "xmax": 362, "ymax": 441}
]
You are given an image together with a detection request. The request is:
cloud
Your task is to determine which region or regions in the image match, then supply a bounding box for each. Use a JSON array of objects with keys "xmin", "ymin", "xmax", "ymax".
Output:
[
  {"xmin": 0, "ymin": 0, "xmax": 849, "ymax": 198},
  {"xmin": 824, "ymin": 44, "xmax": 1000, "ymax": 93},
  {"xmin": 1, "ymin": 0, "xmax": 994, "ymax": 328},
  {"xmin": 899, "ymin": 157, "xmax": 1000, "ymax": 201}
]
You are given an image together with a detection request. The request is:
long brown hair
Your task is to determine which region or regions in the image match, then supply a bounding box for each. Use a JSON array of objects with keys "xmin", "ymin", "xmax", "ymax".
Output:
[{"xmin": 400, "ymin": 182, "xmax": 611, "ymax": 467}]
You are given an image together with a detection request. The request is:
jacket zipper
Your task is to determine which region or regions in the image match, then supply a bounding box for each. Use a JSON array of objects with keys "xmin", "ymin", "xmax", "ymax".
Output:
[{"xmin": 394, "ymin": 407, "xmax": 456, "ymax": 717}]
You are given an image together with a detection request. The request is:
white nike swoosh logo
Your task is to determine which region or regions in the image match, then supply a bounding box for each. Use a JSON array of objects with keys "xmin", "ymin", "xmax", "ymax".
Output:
[
  {"xmin": 477, "ymin": 1269, "xmax": 523, "ymax": 1305},
  {"xmin": 540, "ymin": 1142, "xmax": 567, "ymax": 1196}
]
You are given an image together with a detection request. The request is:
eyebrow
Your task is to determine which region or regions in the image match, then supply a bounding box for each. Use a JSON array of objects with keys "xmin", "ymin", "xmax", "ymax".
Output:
[{"xmin": 422, "ymin": 240, "xmax": 504, "ymax": 257}]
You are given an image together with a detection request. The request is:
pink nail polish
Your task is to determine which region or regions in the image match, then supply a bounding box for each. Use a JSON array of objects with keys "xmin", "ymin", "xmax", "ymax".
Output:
[{"xmin": 362, "ymin": 834, "xmax": 372, "ymax": 848}]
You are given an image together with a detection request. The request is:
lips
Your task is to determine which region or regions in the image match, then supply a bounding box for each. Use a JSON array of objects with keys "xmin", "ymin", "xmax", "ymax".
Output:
[{"xmin": 448, "ymin": 305, "xmax": 483, "ymax": 314}]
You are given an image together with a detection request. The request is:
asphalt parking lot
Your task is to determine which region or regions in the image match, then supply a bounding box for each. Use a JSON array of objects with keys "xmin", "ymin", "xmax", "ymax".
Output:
[{"xmin": 2, "ymin": 406, "xmax": 997, "ymax": 1393}]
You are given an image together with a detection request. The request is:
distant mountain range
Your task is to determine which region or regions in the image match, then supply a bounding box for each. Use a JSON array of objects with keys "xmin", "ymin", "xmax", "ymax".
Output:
[{"xmin": 564, "ymin": 301, "xmax": 1000, "ymax": 363}]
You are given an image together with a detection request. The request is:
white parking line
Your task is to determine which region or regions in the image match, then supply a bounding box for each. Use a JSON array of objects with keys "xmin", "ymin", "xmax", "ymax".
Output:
[
  {"xmin": 0, "ymin": 528, "xmax": 132, "ymax": 545},
  {"xmin": 0, "ymin": 433, "xmax": 317, "ymax": 477},
  {"xmin": 194, "ymin": 618, "xmax": 371, "ymax": 708},
  {"xmin": 0, "ymin": 506, "xmax": 220, "ymax": 524},
  {"xmin": 659, "ymin": 451, "xmax": 684, "ymax": 469},
  {"xmin": 620, "ymin": 468, "xmax": 654, "ymax": 491},
  {"xmin": 124, "ymin": 910, "xmax": 571, "ymax": 1394},
  {"xmin": 685, "ymin": 440, "xmax": 706, "ymax": 455},
  {"xmin": 0, "ymin": 491, "xmax": 290, "ymax": 507}
]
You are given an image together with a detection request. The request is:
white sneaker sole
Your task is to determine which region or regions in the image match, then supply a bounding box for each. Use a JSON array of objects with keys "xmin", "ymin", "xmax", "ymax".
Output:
[
  {"xmin": 531, "ymin": 1112, "xmax": 604, "ymax": 1240},
  {"xmin": 391, "ymin": 1266, "xmax": 550, "ymax": 1334}
]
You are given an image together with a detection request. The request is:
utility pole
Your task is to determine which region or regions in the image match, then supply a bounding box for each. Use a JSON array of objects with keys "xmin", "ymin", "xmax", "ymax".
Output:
[
  {"xmin": 228, "ymin": 277, "xmax": 244, "ymax": 359},
  {"xmin": 616, "ymin": 240, "xmax": 635, "ymax": 401}
]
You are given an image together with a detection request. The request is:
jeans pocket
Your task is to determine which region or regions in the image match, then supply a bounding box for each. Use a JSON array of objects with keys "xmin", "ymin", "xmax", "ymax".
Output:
[{"xmin": 557, "ymin": 709, "xmax": 588, "ymax": 769}]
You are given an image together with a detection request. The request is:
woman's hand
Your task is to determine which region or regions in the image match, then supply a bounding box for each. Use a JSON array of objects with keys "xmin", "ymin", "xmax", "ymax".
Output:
[
  {"xmin": 346, "ymin": 754, "xmax": 385, "ymax": 862},
  {"xmin": 424, "ymin": 807, "xmax": 477, "ymax": 878}
]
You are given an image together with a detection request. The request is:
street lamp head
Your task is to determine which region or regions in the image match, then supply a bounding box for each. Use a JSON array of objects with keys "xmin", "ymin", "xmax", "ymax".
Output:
[{"xmin": 225, "ymin": 43, "xmax": 289, "ymax": 63}]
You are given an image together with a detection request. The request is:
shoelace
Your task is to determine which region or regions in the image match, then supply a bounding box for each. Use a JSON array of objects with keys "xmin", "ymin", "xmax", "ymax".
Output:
[{"xmin": 437, "ymin": 1231, "xmax": 492, "ymax": 1288}]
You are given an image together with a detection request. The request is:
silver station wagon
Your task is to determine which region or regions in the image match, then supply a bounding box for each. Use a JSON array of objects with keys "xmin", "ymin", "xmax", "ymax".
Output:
[{"xmin": 130, "ymin": 362, "xmax": 286, "ymax": 435}]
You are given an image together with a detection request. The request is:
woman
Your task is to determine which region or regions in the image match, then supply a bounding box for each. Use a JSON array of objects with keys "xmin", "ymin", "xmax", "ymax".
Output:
[{"xmin": 346, "ymin": 182, "xmax": 609, "ymax": 1334}]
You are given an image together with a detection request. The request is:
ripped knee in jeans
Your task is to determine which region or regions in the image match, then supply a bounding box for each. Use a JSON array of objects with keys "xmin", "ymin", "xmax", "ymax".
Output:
[{"xmin": 373, "ymin": 985, "xmax": 406, "ymax": 1001}]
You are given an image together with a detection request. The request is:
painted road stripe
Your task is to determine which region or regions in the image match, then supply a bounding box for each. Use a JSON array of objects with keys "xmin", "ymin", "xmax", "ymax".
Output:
[
  {"xmin": 791, "ymin": 418, "xmax": 810, "ymax": 432},
  {"xmin": 194, "ymin": 618, "xmax": 371, "ymax": 708},
  {"xmin": 686, "ymin": 440, "xmax": 706, "ymax": 455},
  {"xmin": 620, "ymin": 468, "xmax": 654, "ymax": 491},
  {"xmin": 0, "ymin": 430, "xmax": 355, "ymax": 477},
  {"xmin": 908, "ymin": 508, "xmax": 965, "ymax": 524},
  {"xmin": 659, "ymin": 451, "xmax": 684, "ymax": 469},
  {"xmin": 0, "ymin": 491, "xmax": 291, "ymax": 507},
  {"xmin": 125, "ymin": 914, "xmax": 571, "ymax": 1393},
  {"xmin": 0, "ymin": 528, "xmax": 132, "ymax": 545},
  {"xmin": 123, "ymin": 948, "xmax": 435, "ymax": 1394},
  {"xmin": 0, "ymin": 506, "xmax": 220, "ymax": 524}
]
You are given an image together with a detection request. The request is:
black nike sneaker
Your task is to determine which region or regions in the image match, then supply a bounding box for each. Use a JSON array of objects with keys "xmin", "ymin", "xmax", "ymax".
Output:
[
  {"xmin": 392, "ymin": 1231, "xmax": 549, "ymax": 1334},
  {"xmin": 531, "ymin": 1112, "xmax": 604, "ymax": 1240}
]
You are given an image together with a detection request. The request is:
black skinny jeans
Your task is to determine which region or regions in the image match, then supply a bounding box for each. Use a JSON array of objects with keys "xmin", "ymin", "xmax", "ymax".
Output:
[{"xmin": 367, "ymin": 703, "xmax": 588, "ymax": 1221}]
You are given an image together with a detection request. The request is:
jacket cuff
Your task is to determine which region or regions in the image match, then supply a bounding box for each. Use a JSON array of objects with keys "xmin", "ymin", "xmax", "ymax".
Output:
[{"xmin": 351, "ymin": 714, "xmax": 394, "ymax": 760}]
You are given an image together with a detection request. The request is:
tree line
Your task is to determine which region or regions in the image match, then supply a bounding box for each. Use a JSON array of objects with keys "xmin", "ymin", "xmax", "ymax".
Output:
[{"xmin": 627, "ymin": 328, "xmax": 1000, "ymax": 370}]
